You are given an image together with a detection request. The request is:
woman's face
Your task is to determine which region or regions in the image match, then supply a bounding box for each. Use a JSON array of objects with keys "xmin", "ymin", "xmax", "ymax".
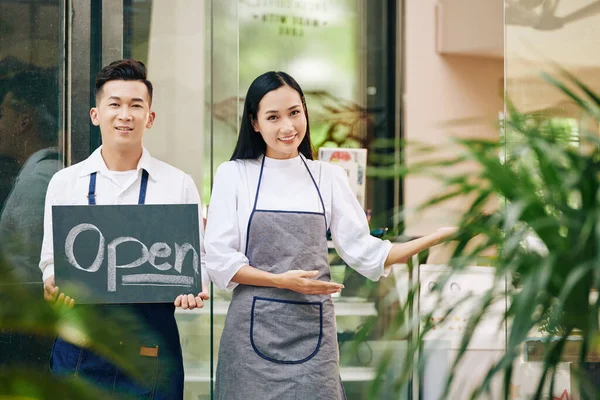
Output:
[{"xmin": 252, "ymin": 85, "xmax": 307, "ymax": 160}]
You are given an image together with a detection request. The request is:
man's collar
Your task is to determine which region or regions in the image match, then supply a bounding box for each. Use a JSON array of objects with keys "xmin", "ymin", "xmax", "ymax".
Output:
[{"xmin": 78, "ymin": 146, "xmax": 157, "ymax": 180}]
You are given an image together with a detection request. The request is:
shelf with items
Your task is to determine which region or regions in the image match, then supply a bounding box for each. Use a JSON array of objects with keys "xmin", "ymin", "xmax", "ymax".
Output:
[
  {"xmin": 183, "ymin": 369, "xmax": 211, "ymax": 383},
  {"xmin": 340, "ymin": 367, "xmax": 376, "ymax": 382},
  {"xmin": 175, "ymin": 299, "xmax": 377, "ymax": 317},
  {"xmin": 182, "ymin": 366, "xmax": 376, "ymax": 384}
]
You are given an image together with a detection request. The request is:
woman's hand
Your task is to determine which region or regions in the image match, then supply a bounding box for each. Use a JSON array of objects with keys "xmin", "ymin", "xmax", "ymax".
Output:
[
  {"xmin": 385, "ymin": 226, "xmax": 459, "ymax": 266},
  {"xmin": 435, "ymin": 226, "xmax": 458, "ymax": 241},
  {"xmin": 274, "ymin": 270, "xmax": 344, "ymax": 295}
]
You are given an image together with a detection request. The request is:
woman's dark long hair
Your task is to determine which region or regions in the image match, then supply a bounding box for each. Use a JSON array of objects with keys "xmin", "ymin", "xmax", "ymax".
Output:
[{"xmin": 230, "ymin": 71, "xmax": 314, "ymax": 160}]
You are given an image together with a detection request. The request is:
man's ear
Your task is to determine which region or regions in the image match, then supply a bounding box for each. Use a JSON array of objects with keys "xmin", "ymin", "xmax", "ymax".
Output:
[
  {"xmin": 18, "ymin": 113, "xmax": 32, "ymax": 132},
  {"xmin": 90, "ymin": 108, "xmax": 100, "ymax": 126},
  {"xmin": 146, "ymin": 111, "xmax": 156, "ymax": 129}
]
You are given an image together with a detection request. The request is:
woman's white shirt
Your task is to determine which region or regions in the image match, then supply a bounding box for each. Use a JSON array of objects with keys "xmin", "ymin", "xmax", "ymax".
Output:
[{"xmin": 204, "ymin": 155, "xmax": 393, "ymax": 291}]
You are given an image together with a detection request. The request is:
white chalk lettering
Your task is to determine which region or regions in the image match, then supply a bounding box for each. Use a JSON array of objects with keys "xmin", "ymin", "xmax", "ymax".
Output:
[
  {"xmin": 107, "ymin": 237, "xmax": 149, "ymax": 292},
  {"xmin": 149, "ymin": 242, "xmax": 172, "ymax": 271},
  {"xmin": 122, "ymin": 274, "xmax": 194, "ymax": 286},
  {"xmin": 64, "ymin": 222, "xmax": 200, "ymax": 291},
  {"xmin": 174, "ymin": 243, "xmax": 199, "ymax": 274},
  {"xmin": 65, "ymin": 223, "xmax": 105, "ymax": 272}
]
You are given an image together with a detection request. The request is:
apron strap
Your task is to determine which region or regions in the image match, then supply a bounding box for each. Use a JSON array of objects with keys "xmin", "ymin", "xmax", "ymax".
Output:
[
  {"xmin": 88, "ymin": 169, "xmax": 149, "ymax": 206},
  {"xmin": 299, "ymin": 154, "xmax": 327, "ymax": 230},
  {"xmin": 88, "ymin": 172, "xmax": 97, "ymax": 205},
  {"xmin": 138, "ymin": 169, "xmax": 149, "ymax": 204},
  {"xmin": 251, "ymin": 156, "xmax": 267, "ymax": 213},
  {"xmin": 251, "ymin": 154, "xmax": 328, "ymax": 227}
]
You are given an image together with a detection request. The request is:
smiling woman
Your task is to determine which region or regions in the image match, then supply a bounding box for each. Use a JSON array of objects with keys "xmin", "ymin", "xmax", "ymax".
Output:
[
  {"xmin": 250, "ymin": 85, "xmax": 308, "ymax": 159},
  {"xmin": 203, "ymin": 71, "xmax": 455, "ymax": 400},
  {"xmin": 231, "ymin": 71, "xmax": 314, "ymax": 161}
]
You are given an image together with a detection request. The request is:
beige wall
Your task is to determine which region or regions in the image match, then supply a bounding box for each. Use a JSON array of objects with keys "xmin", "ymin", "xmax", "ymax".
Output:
[
  {"xmin": 403, "ymin": 0, "xmax": 504, "ymax": 239},
  {"xmin": 145, "ymin": 0, "xmax": 206, "ymax": 196},
  {"xmin": 435, "ymin": 0, "xmax": 503, "ymax": 58},
  {"xmin": 506, "ymin": 0, "xmax": 600, "ymax": 114}
]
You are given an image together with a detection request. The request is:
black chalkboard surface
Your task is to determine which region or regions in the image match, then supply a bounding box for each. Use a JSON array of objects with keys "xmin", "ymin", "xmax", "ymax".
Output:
[{"xmin": 52, "ymin": 204, "xmax": 201, "ymax": 304}]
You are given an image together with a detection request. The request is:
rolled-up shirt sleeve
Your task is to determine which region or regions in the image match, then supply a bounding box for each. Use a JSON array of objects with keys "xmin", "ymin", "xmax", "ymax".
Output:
[
  {"xmin": 39, "ymin": 173, "xmax": 60, "ymax": 282},
  {"xmin": 329, "ymin": 164, "xmax": 393, "ymax": 281},
  {"xmin": 204, "ymin": 162, "xmax": 249, "ymax": 291}
]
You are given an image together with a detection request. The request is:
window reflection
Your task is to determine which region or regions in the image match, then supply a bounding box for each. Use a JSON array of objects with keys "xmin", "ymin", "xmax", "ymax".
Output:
[
  {"xmin": 0, "ymin": 0, "xmax": 62, "ymax": 369},
  {"xmin": 0, "ymin": 62, "xmax": 61, "ymax": 284}
]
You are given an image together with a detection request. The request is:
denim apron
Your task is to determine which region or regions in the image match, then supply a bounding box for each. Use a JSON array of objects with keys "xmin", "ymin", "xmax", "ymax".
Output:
[
  {"xmin": 216, "ymin": 155, "xmax": 346, "ymax": 400},
  {"xmin": 50, "ymin": 170, "xmax": 184, "ymax": 399}
]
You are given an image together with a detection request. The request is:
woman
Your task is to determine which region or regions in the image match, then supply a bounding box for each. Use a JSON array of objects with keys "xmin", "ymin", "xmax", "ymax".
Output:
[{"xmin": 205, "ymin": 71, "xmax": 455, "ymax": 400}]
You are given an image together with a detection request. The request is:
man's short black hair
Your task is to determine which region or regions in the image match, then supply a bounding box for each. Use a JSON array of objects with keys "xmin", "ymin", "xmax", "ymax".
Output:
[
  {"xmin": 94, "ymin": 59, "xmax": 153, "ymax": 105},
  {"xmin": 0, "ymin": 67, "xmax": 58, "ymax": 144}
]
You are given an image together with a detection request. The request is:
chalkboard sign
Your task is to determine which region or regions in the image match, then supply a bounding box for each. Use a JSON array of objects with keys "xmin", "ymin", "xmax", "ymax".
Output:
[{"xmin": 52, "ymin": 204, "xmax": 202, "ymax": 304}]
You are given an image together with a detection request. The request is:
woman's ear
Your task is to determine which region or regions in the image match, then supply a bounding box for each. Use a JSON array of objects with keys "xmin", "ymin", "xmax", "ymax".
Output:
[{"xmin": 251, "ymin": 115, "xmax": 260, "ymax": 133}]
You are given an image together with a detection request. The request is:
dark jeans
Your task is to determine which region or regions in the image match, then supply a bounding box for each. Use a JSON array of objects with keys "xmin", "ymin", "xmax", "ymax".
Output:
[{"xmin": 51, "ymin": 337, "xmax": 184, "ymax": 400}]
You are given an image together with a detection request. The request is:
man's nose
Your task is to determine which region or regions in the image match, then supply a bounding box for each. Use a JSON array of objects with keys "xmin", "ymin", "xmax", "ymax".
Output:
[{"xmin": 119, "ymin": 107, "xmax": 132, "ymax": 120}]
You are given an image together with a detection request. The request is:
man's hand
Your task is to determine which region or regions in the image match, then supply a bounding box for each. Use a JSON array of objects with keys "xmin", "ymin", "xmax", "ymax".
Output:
[
  {"xmin": 174, "ymin": 291, "xmax": 210, "ymax": 310},
  {"xmin": 43, "ymin": 275, "xmax": 74, "ymax": 308},
  {"xmin": 275, "ymin": 270, "xmax": 344, "ymax": 295}
]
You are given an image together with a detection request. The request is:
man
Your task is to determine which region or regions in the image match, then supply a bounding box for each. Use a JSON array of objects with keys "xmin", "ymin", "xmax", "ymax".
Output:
[
  {"xmin": 0, "ymin": 64, "xmax": 61, "ymax": 368},
  {"xmin": 40, "ymin": 59, "xmax": 208, "ymax": 399},
  {"xmin": 0, "ymin": 58, "xmax": 45, "ymax": 212},
  {"xmin": 0, "ymin": 67, "xmax": 62, "ymax": 284}
]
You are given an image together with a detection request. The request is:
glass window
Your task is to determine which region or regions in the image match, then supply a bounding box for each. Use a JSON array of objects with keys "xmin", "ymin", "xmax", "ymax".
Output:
[
  {"xmin": 0, "ymin": 1, "xmax": 404, "ymax": 398},
  {"xmin": 506, "ymin": 2, "xmax": 600, "ymax": 399},
  {"xmin": 208, "ymin": 1, "xmax": 404, "ymax": 399},
  {"xmin": 123, "ymin": 1, "xmax": 213, "ymax": 398},
  {"xmin": 0, "ymin": 0, "xmax": 63, "ymax": 368}
]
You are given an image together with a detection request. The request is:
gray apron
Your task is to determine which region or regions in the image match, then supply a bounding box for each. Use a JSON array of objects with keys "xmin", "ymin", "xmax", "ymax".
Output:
[{"xmin": 216, "ymin": 155, "xmax": 346, "ymax": 400}]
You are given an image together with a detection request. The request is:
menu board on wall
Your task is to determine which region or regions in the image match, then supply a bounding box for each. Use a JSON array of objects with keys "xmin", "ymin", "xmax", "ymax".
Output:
[{"xmin": 319, "ymin": 147, "xmax": 367, "ymax": 207}]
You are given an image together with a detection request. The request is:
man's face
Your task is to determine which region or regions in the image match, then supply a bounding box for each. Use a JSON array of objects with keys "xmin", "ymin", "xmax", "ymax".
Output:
[{"xmin": 90, "ymin": 80, "xmax": 155, "ymax": 152}]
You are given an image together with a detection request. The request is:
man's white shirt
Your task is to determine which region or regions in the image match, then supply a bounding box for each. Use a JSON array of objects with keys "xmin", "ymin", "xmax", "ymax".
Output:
[{"xmin": 39, "ymin": 146, "xmax": 207, "ymax": 286}]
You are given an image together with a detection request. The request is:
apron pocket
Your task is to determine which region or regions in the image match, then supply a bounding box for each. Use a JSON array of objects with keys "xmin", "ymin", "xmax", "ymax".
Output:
[{"xmin": 250, "ymin": 296, "xmax": 323, "ymax": 364}]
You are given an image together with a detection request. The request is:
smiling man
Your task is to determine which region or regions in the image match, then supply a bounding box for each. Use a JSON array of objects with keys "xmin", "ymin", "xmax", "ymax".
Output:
[{"xmin": 39, "ymin": 59, "xmax": 208, "ymax": 399}]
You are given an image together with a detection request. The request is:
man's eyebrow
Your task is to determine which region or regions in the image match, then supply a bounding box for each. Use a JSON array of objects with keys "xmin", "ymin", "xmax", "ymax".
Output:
[{"xmin": 107, "ymin": 96, "xmax": 145, "ymax": 102}]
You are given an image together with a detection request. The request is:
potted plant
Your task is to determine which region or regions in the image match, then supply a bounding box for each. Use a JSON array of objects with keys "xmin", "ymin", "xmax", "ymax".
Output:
[
  {"xmin": 365, "ymin": 70, "xmax": 600, "ymax": 399},
  {"xmin": 0, "ymin": 256, "xmax": 152, "ymax": 399}
]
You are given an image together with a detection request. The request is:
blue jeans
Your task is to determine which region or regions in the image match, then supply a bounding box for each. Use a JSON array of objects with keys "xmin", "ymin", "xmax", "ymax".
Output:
[{"xmin": 50, "ymin": 337, "xmax": 183, "ymax": 400}]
